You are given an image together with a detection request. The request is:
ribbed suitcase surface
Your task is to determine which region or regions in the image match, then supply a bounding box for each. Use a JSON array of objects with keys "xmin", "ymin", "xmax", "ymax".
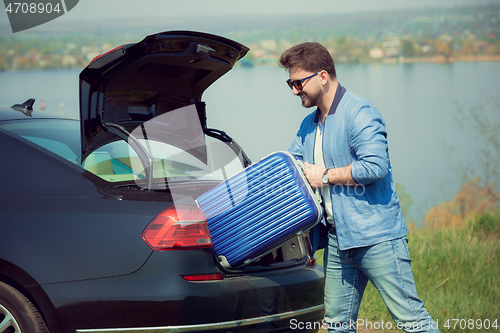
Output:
[{"xmin": 197, "ymin": 151, "xmax": 322, "ymax": 268}]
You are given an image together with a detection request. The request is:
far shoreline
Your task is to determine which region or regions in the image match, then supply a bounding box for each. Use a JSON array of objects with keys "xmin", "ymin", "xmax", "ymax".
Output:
[
  {"xmin": 2, "ymin": 55, "xmax": 500, "ymax": 72},
  {"xmin": 400, "ymin": 55, "xmax": 500, "ymax": 64}
]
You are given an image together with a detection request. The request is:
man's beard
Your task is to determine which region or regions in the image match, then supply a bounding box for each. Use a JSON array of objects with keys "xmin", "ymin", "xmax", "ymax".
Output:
[{"xmin": 299, "ymin": 89, "xmax": 320, "ymax": 108}]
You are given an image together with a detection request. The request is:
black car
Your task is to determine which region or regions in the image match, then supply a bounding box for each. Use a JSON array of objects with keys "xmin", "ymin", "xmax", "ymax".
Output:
[{"xmin": 0, "ymin": 31, "xmax": 324, "ymax": 333}]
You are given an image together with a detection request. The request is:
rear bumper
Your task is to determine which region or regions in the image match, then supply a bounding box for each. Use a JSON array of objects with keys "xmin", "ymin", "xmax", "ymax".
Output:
[
  {"xmin": 76, "ymin": 304, "xmax": 324, "ymax": 333},
  {"xmin": 40, "ymin": 250, "xmax": 325, "ymax": 333}
]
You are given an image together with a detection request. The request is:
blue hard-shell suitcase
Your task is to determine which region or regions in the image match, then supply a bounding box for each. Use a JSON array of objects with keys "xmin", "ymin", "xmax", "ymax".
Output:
[{"xmin": 196, "ymin": 151, "xmax": 323, "ymax": 269}]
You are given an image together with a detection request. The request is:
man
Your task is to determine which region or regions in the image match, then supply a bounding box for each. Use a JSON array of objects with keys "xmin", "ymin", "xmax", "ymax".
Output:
[{"xmin": 279, "ymin": 42, "xmax": 439, "ymax": 333}]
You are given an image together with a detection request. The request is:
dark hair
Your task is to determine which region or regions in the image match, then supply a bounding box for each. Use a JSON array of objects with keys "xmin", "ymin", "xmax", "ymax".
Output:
[{"xmin": 279, "ymin": 42, "xmax": 336, "ymax": 78}]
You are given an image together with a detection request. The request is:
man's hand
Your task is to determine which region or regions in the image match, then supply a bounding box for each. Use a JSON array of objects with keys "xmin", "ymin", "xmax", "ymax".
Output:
[{"xmin": 303, "ymin": 162, "xmax": 326, "ymax": 188}]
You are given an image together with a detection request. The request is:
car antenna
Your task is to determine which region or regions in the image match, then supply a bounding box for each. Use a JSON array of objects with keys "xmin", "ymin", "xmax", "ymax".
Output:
[{"xmin": 11, "ymin": 98, "xmax": 35, "ymax": 117}]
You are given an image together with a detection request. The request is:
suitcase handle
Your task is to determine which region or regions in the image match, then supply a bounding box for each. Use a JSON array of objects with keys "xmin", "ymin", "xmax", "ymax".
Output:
[{"xmin": 294, "ymin": 159, "xmax": 323, "ymax": 205}]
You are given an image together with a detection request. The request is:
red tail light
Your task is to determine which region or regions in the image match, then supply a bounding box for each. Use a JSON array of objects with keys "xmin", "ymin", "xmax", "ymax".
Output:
[
  {"xmin": 143, "ymin": 205, "xmax": 212, "ymax": 251},
  {"xmin": 181, "ymin": 273, "xmax": 223, "ymax": 281}
]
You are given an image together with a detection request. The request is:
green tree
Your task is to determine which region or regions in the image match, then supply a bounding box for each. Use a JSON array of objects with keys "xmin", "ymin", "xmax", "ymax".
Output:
[
  {"xmin": 456, "ymin": 93, "xmax": 500, "ymax": 186},
  {"xmin": 396, "ymin": 183, "xmax": 414, "ymax": 223},
  {"xmin": 436, "ymin": 39, "xmax": 452, "ymax": 61},
  {"xmin": 401, "ymin": 39, "xmax": 415, "ymax": 58}
]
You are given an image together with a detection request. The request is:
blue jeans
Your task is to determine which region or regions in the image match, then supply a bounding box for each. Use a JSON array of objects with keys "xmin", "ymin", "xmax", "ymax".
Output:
[{"xmin": 323, "ymin": 228, "xmax": 439, "ymax": 333}]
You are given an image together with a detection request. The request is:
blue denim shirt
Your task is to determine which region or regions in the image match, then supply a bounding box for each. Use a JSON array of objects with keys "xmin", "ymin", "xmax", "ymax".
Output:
[{"xmin": 287, "ymin": 84, "xmax": 408, "ymax": 250}]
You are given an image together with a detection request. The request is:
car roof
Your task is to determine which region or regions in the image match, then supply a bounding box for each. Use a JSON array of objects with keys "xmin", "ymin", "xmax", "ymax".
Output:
[{"xmin": 0, "ymin": 105, "xmax": 77, "ymax": 122}]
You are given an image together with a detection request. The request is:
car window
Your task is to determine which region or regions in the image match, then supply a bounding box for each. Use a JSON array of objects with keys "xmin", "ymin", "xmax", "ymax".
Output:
[
  {"xmin": 0, "ymin": 117, "xmax": 245, "ymax": 186},
  {"xmin": 23, "ymin": 136, "xmax": 78, "ymax": 162},
  {"xmin": 83, "ymin": 103, "xmax": 246, "ymax": 187},
  {"xmin": 83, "ymin": 140, "xmax": 142, "ymax": 182},
  {"xmin": 84, "ymin": 137, "xmax": 245, "ymax": 184},
  {"xmin": 0, "ymin": 119, "xmax": 80, "ymax": 164}
]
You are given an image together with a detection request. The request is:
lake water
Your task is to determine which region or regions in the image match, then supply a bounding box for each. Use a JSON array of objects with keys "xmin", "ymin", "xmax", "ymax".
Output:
[{"xmin": 1, "ymin": 62, "xmax": 499, "ymax": 223}]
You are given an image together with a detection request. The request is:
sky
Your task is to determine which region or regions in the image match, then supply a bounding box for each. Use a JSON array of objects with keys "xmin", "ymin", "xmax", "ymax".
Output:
[
  {"xmin": 1, "ymin": 0, "xmax": 499, "ymax": 34},
  {"xmin": 45, "ymin": 0, "xmax": 500, "ymax": 18}
]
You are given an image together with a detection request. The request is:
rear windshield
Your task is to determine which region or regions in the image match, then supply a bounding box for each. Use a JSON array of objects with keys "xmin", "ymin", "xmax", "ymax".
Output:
[
  {"xmin": 83, "ymin": 103, "xmax": 246, "ymax": 188},
  {"xmin": 84, "ymin": 136, "xmax": 245, "ymax": 185},
  {"xmin": 0, "ymin": 119, "xmax": 80, "ymax": 164},
  {"xmin": 0, "ymin": 114, "xmax": 245, "ymax": 187}
]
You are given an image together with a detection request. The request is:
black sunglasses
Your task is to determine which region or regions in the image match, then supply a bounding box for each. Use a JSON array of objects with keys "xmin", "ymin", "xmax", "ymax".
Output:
[{"xmin": 286, "ymin": 71, "xmax": 323, "ymax": 90}]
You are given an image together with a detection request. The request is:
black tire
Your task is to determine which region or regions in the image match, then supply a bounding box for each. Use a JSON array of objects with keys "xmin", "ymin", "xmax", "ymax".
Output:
[{"xmin": 0, "ymin": 281, "xmax": 48, "ymax": 333}]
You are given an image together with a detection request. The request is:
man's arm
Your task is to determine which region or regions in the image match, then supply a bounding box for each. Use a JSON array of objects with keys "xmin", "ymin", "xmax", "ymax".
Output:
[
  {"xmin": 303, "ymin": 104, "xmax": 389, "ymax": 188},
  {"xmin": 349, "ymin": 106, "xmax": 389, "ymax": 185},
  {"xmin": 303, "ymin": 162, "xmax": 357, "ymax": 188}
]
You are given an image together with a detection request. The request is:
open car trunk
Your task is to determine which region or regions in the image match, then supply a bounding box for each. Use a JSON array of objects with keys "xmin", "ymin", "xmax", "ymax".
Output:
[
  {"xmin": 78, "ymin": 31, "xmax": 314, "ymax": 271},
  {"xmin": 79, "ymin": 31, "xmax": 250, "ymax": 164}
]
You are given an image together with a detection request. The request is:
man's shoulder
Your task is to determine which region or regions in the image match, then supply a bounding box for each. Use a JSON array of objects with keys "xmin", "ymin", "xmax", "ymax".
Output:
[
  {"xmin": 340, "ymin": 88, "xmax": 373, "ymax": 110},
  {"xmin": 340, "ymin": 89, "xmax": 387, "ymax": 135},
  {"xmin": 336, "ymin": 87, "xmax": 384, "ymax": 123}
]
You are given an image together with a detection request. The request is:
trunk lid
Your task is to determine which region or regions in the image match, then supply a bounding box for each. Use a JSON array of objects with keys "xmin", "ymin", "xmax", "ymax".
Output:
[{"xmin": 79, "ymin": 31, "xmax": 249, "ymax": 161}]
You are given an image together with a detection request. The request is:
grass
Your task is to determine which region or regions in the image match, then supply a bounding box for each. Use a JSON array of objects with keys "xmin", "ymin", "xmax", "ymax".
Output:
[{"xmin": 315, "ymin": 211, "xmax": 500, "ymax": 332}]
